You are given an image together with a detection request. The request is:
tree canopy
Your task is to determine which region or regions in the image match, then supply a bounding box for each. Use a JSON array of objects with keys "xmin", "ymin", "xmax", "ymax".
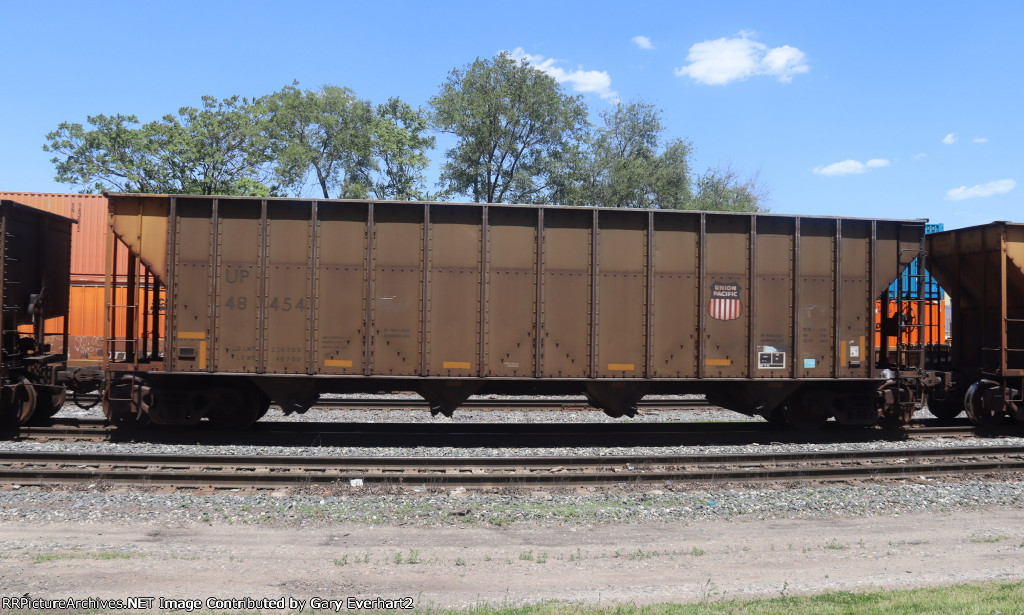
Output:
[
  {"xmin": 44, "ymin": 63, "xmax": 767, "ymax": 211},
  {"xmin": 693, "ymin": 166, "xmax": 768, "ymax": 212},
  {"xmin": 262, "ymin": 84, "xmax": 374, "ymax": 199},
  {"xmin": 571, "ymin": 100, "xmax": 694, "ymax": 209},
  {"xmin": 363, "ymin": 98, "xmax": 435, "ymax": 200},
  {"xmin": 44, "ymin": 96, "xmax": 273, "ymax": 196},
  {"xmin": 429, "ymin": 52, "xmax": 589, "ymax": 204}
]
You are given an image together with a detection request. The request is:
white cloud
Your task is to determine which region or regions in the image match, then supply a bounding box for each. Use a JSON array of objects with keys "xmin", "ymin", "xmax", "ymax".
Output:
[
  {"xmin": 945, "ymin": 179, "xmax": 1016, "ymax": 201},
  {"xmin": 631, "ymin": 35, "xmax": 653, "ymax": 50},
  {"xmin": 973, "ymin": 136, "xmax": 988, "ymax": 143},
  {"xmin": 913, "ymin": 153, "xmax": 928, "ymax": 159},
  {"xmin": 674, "ymin": 32, "xmax": 808, "ymax": 85},
  {"xmin": 509, "ymin": 47, "xmax": 618, "ymax": 101},
  {"xmin": 813, "ymin": 158, "xmax": 890, "ymax": 177},
  {"xmin": 942, "ymin": 133, "xmax": 957, "ymax": 145}
]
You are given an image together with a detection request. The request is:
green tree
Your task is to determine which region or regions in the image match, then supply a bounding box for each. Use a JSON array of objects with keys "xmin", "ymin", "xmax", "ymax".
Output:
[
  {"xmin": 430, "ymin": 52, "xmax": 589, "ymax": 204},
  {"xmin": 692, "ymin": 166, "xmax": 768, "ymax": 212},
  {"xmin": 44, "ymin": 96, "xmax": 273, "ymax": 195},
  {"xmin": 150, "ymin": 95, "xmax": 274, "ymax": 195},
  {"xmin": 363, "ymin": 98, "xmax": 435, "ymax": 200},
  {"xmin": 45, "ymin": 114, "xmax": 165, "ymax": 193},
  {"xmin": 576, "ymin": 100, "xmax": 693, "ymax": 209},
  {"xmin": 264, "ymin": 86, "xmax": 433, "ymax": 200},
  {"xmin": 263, "ymin": 84, "xmax": 375, "ymax": 199}
]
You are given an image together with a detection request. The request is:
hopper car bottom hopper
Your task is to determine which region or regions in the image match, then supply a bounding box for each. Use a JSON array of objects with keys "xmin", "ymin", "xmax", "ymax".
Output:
[{"xmin": 99, "ymin": 372, "xmax": 891, "ymax": 431}]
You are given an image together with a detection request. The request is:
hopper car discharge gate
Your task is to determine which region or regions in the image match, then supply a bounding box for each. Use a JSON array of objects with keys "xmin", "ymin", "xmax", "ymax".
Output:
[{"xmin": 96, "ymin": 194, "xmax": 928, "ymax": 430}]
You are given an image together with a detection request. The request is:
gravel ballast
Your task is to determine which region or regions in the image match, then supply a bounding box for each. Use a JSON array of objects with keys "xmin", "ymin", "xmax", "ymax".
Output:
[
  {"xmin": 4, "ymin": 402, "xmax": 1024, "ymax": 529},
  {"xmin": 4, "ymin": 400, "xmax": 1024, "ymax": 608},
  {"xmin": 3, "ymin": 479, "xmax": 1024, "ymax": 528}
]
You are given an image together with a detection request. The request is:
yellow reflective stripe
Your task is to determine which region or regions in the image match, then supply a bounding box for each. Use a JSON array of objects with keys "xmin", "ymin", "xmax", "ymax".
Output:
[
  {"xmin": 198, "ymin": 341, "xmax": 207, "ymax": 370},
  {"xmin": 705, "ymin": 359, "xmax": 731, "ymax": 366},
  {"xmin": 607, "ymin": 363, "xmax": 635, "ymax": 371},
  {"xmin": 178, "ymin": 331, "xmax": 206, "ymax": 339},
  {"xmin": 325, "ymin": 359, "xmax": 353, "ymax": 368},
  {"xmin": 443, "ymin": 361, "xmax": 471, "ymax": 369}
]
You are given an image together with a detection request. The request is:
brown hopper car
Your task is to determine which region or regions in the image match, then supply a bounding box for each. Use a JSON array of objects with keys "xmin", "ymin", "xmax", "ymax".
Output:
[
  {"xmin": 100, "ymin": 194, "xmax": 925, "ymax": 429},
  {"xmin": 0, "ymin": 192, "xmax": 944, "ymax": 377},
  {"xmin": 924, "ymin": 222, "xmax": 1024, "ymax": 425},
  {"xmin": 0, "ymin": 200, "xmax": 74, "ymax": 426}
]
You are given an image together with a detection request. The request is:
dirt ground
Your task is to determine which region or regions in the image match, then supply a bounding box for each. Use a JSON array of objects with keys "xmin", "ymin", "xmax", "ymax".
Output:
[{"xmin": 2, "ymin": 509, "xmax": 1023, "ymax": 611}]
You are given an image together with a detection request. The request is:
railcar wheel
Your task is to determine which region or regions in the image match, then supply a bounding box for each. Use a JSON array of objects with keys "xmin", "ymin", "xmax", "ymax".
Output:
[
  {"xmin": 926, "ymin": 389, "xmax": 964, "ymax": 422},
  {"xmin": 25, "ymin": 385, "xmax": 67, "ymax": 425},
  {"xmin": 965, "ymin": 381, "xmax": 1006, "ymax": 428},
  {"xmin": 0, "ymin": 377, "xmax": 38, "ymax": 428},
  {"xmin": 38, "ymin": 384, "xmax": 66, "ymax": 417},
  {"xmin": 206, "ymin": 385, "xmax": 262, "ymax": 430},
  {"xmin": 781, "ymin": 390, "xmax": 830, "ymax": 430},
  {"xmin": 103, "ymin": 376, "xmax": 152, "ymax": 428},
  {"xmin": 255, "ymin": 391, "xmax": 271, "ymax": 420},
  {"xmin": 762, "ymin": 408, "xmax": 789, "ymax": 426},
  {"xmin": 876, "ymin": 382, "xmax": 915, "ymax": 429}
]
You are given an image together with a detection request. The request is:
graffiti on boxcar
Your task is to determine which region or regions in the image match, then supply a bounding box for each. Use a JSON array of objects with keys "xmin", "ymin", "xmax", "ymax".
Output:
[{"xmin": 72, "ymin": 335, "xmax": 103, "ymax": 359}]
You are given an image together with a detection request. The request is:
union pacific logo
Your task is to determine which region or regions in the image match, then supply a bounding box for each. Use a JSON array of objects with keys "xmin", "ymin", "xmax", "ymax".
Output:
[{"xmin": 708, "ymin": 282, "xmax": 742, "ymax": 321}]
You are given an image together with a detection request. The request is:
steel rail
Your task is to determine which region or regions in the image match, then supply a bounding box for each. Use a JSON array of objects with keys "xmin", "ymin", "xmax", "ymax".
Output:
[
  {"xmin": 60, "ymin": 396, "xmax": 711, "ymax": 411},
  {"xmin": 2, "ymin": 446, "xmax": 1023, "ymax": 488},
  {"xmin": 9, "ymin": 419, "xmax": 1010, "ymax": 445},
  {"xmin": 312, "ymin": 398, "xmax": 711, "ymax": 410}
]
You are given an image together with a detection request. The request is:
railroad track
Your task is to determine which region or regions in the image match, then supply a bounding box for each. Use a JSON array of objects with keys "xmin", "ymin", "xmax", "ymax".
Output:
[
  {"xmin": 63, "ymin": 396, "xmax": 711, "ymax": 411},
  {"xmin": 315, "ymin": 398, "xmax": 710, "ymax": 410},
  {"xmin": 2, "ymin": 446, "xmax": 1024, "ymax": 489},
  {"xmin": 9, "ymin": 418, "xmax": 1021, "ymax": 447},
  {"xmin": 1, "ymin": 421, "xmax": 1006, "ymax": 447}
]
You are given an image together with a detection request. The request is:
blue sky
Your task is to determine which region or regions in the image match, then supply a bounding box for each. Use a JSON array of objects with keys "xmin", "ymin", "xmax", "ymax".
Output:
[{"xmin": 1, "ymin": 0, "xmax": 1019, "ymax": 229}]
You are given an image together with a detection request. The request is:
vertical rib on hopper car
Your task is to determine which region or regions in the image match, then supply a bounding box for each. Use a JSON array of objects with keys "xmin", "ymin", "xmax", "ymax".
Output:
[{"xmin": 103, "ymin": 194, "xmax": 925, "ymax": 429}]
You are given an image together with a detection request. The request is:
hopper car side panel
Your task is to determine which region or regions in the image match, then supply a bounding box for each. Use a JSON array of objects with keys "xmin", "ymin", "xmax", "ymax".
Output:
[
  {"xmin": 104, "ymin": 194, "xmax": 925, "ymax": 427},
  {"xmin": 485, "ymin": 207, "xmax": 538, "ymax": 378},
  {"xmin": 370, "ymin": 203, "xmax": 425, "ymax": 376},
  {"xmin": 171, "ymin": 198, "xmax": 215, "ymax": 372},
  {"xmin": 749, "ymin": 217, "xmax": 793, "ymax": 380},
  {"xmin": 315, "ymin": 203, "xmax": 369, "ymax": 376},
  {"xmin": 263, "ymin": 200, "xmax": 314, "ymax": 374},
  {"xmin": 595, "ymin": 210, "xmax": 647, "ymax": 379},
  {"xmin": 215, "ymin": 199, "xmax": 262, "ymax": 372},
  {"xmin": 650, "ymin": 213, "xmax": 699, "ymax": 378},
  {"xmin": 426, "ymin": 205, "xmax": 483, "ymax": 377},
  {"xmin": 702, "ymin": 215, "xmax": 749, "ymax": 378}
]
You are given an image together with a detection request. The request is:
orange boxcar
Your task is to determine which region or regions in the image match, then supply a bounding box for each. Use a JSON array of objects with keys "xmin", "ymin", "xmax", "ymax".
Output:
[
  {"xmin": 28, "ymin": 285, "xmax": 164, "ymax": 365},
  {"xmin": 874, "ymin": 298, "xmax": 946, "ymax": 347}
]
